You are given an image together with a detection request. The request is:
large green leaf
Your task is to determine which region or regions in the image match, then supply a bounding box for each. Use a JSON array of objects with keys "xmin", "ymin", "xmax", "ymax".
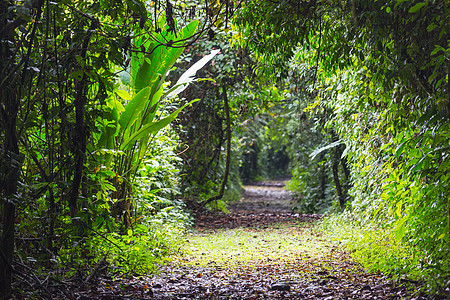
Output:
[
  {"xmin": 118, "ymin": 86, "xmax": 151, "ymax": 131},
  {"xmin": 141, "ymin": 85, "xmax": 163, "ymax": 125},
  {"xmin": 137, "ymin": 134, "xmax": 150, "ymax": 161},
  {"xmin": 120, "ymin": 99, "xmax": 199, "ymax": 150},
  {"xmin": 135, "ymin": 20, "xmax": 200, "ymax": 125},
  {"xmin": 165, "ymin": 20, "xmax": 199, "ymax": 68},
  {"xmin": 135, "ymin": 20, "xmax": 199, "ymax": 96},
  {"xmin": 133, "ymin": 44, "xmax": 164, "ymax": 94}
]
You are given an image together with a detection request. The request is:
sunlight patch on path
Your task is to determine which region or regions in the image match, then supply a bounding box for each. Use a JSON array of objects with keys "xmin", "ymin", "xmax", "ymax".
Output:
[{"xmin": 173, "ymin": 223, "xmax": 333, "ymax": 270}]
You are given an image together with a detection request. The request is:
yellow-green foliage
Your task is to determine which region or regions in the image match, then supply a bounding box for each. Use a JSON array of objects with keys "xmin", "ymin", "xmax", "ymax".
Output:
[
  {"xmin": 320, "ymin": 214, "xmax": 429, "ymax": 286},
  {"xmin": 87, "ymin": 216, "xmax": 186, "ymax": 274}
]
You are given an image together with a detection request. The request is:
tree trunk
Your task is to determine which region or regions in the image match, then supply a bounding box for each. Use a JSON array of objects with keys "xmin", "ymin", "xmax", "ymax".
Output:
[
  {"xmin": 332, "ymin": 147, "xmax": 345, "ymax": 209},
  {"xmin": 330, "ymin": 132, "xmax": 348, "ymax": 209},
  {"xmin": 319, "ymin": 165, "xmax": 327, "ymax": 200},
  {"xmin": 0, "ymin": 53, "xmax": 21, "ymax": 300},
  {"xmin": 0, "ymin": 143, "xmax": 20, "ymax": 299},
  {"xmin": 68, "ymin": 19, "xmax": 97, "ymax": 218},
  {"xmin": 0, "ymin": 2, "xmax": 22, "ymax": 297},
  {"xmin": 202, "ymin": 84, "xmax": 232, "ymax": 206}
]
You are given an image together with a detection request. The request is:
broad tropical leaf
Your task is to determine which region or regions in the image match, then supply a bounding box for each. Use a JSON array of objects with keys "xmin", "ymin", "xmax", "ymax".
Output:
[
  {"xmin": 120, "ymin": 99, "xmax": 199, "ymax": 150},
  {"xmin": 118, "ymin": 86, "xmax": 151, "ymax": 131},
  {"xmin": 310, "ymin": 140, "xmax": 344, "ymax": 159}
]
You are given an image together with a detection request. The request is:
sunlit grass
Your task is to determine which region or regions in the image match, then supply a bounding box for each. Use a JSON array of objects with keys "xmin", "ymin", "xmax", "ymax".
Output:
[
  {"xmin": 173, "ymin": 223, "xmax": 331, "ymax": 269},
  {"xmin": 320, "ymin": 214, "xmax": 424, "ymax": 280}
]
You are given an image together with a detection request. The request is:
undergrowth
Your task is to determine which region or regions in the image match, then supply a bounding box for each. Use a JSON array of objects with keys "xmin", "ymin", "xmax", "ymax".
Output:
[
  {"xmin": 320, "ymin": 212, "xmax": 448, "ymax": 295},
  {"xmin": 87, "ymin": 210, "xmax": 188, "ymax": 275}
]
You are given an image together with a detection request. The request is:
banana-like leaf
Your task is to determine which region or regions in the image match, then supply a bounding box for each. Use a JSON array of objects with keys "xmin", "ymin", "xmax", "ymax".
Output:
[
  {"xmin": 134, "ymin": 45, "xmax": 164, "ymax": 94},
  {"xmin": 118, "ymin": 86, "xmax": 151, "ymax": 131},
  {"xmin": 164, "ymin": 20, "xmax": 199, "ymax": 68},
  {"xmin": 166, "ymin": 49, "xmax": 220, "ymax": 99},
  {"xmin": 120, "ymin": 99, "xmax": 199, "ymax": 150},
  {"xmin": 119, "ymin": 20, "xmax": 202, "ymax": 152},
  {"xmin": 310, "ymin": 140, "xmax": 343, "ymax": 159},
  {"xmin": 130, "ymin": 37, "xmax": 149, "ymax": 84},
  {"xmin": 141, "ymin": 86, "xmax": 163, "ymax": 125},
  {"xmin": 145, "ymin": 20, "xmax": 199, "ymax": 95},
  {"xmin": 137, "ymin": 21, "xmax": 200, "ymax": 124},
  {"xmin": 137, "ymin": 134, "xmax": 150, "ymax": 161},
  {"xmin": 133, "ymin": 20, "xmax": 199, "ymax": 96}
]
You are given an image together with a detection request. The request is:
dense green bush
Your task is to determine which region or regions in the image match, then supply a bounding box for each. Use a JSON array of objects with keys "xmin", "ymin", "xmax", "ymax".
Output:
[
  {"xmin": 233, "ymin": 0, "xmax": 449, "ymax": 292},
  {"xmin": 315, "ymin": 66, "xmax": 449, "ymax": 292}
]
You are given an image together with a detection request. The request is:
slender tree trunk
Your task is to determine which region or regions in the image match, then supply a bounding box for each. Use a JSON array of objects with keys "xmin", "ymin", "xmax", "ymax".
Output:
[
  {"xmin": 319, "ymin": 154, "xmax": 327, "ymax": 200},
  {"xmin": 0, "ymin": 111, "xmax": 21, "ymax": 298},
  {"xmin": 68, "ymin": 20, "xmax": 97, "ymax": 217},
  {"xmin": 0, "ymin": 50, "xmax": 21, "ymax": 300},
  {"xmin": 0, "ymin": 2, "xmax": 21, "ymax": 297},
  {"xmin": 330, "ymin": 132, "xmax": 348, "ymax": 209},
  {"xmin": 332, "ymin": 151, "xmax": 345, "ymax": 209},
  {"xmin": 68, "ymin": 74, "xmax": 87, "ymax": 217},
  {"xmin": 202, "ymin": 84, "xmax": 232, "ymax": 206},
  {"xmin": 339, "ymin": 144, "xmax": 351, "ymax": 199}
]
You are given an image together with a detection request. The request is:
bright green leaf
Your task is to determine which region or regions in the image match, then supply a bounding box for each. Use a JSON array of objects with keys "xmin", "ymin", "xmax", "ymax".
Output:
[
  {"xmin": 118, "ymin": 86, "xmax": 151, "ymax": 131},
  {"xmin": 394, "ymin": 216, "xmax": 408, "ymax": 241},
  {"xmin": 409, "ymin": 2, "xmax": 425, "ymax": 13},
  {"xmin": 116, "ymin": 89, "xmax": 132, "ymax": 101},
  {"xmin": 120, "ymin": 99, "xmax": 199, "ymax": 150}
]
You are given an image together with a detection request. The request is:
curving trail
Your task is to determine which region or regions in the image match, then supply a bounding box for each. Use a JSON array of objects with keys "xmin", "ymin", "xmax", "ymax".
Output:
[{"xmin": 143, "ymin": 182, "xmax": 427, "ymax": 299}]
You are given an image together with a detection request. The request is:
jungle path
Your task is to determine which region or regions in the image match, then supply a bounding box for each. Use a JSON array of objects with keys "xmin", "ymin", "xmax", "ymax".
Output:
[{"xmin": 143, "ymin": 181, "xmax": 426, "ymax": 299}]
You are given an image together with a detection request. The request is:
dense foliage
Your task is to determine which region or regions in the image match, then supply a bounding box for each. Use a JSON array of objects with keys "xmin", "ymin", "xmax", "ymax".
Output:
[
  {"xmin": 173, "ymin": 28, "xmax": 249, "ymax": 205},
  {"xmin": 173, "ymin": 23, "xmax": 284, "ymax": 207},
  {"xmin": 0, "ymin": 0, "xmax": 222, "ymax": 296},
  {"xmin": 1, "ymin": 0, "xmax": 448, "ymax": 297},
  {"xmin": 234, "ymin": 0, "xmax": 449, "ymax": 293}
]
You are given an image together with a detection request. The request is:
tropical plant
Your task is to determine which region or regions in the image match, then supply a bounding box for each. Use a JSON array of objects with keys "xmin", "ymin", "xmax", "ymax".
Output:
[
  {"xmin": 94, "ymin": 18, "xmax": 219, "ymax": 226},
  {"xmin": 0, "ymin": 0, "xmax": 219, "ymax": 296}
]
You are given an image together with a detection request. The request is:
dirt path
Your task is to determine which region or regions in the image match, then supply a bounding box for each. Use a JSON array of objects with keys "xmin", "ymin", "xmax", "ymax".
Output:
[
  {"xmin": 229, "ymin": 180, "xmax": 296, "ymax": 213},
  {"xmin": 194, "ymin": 180, "xmax": 319, "ymax": 231},
  {"xmin": 50, "ymin": 182, "xmax": 428, "ymax": 299},
  {"xmin": 142, "ymin": 182, "xmax": 427, "ymax": 299},
  {"xmin": 14, "ymin": 182, "xmax": 432, "ymax": 299}
]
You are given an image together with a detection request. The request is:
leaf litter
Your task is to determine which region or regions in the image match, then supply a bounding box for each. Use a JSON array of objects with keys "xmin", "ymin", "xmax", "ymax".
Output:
[
  {"xmin": 23, "ymin": 181, "xmax": 440, "ymax": 299},
  {"xmin": 140, "ymin": 182, "xmax": 432, "ymax": 299}
]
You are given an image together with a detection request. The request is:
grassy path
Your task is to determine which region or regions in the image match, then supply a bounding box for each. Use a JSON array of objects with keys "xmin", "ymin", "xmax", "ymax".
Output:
[
  {"xmin": 13, "ymin": 182, "xmax": 432, "ymax": 299},
  {"xmin": 145, "ymin": 183, "xmax": 424, "ymax": 299}
]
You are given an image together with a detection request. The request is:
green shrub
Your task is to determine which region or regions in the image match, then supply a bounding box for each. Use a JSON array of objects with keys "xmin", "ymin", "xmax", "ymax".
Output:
[
  {"xmin": 86, "ymin": 211, "xmax": 187, "ymax": 274},
  {"xmin": 321, "ymin": 212, "xmax": 448, "ymax": 294}
]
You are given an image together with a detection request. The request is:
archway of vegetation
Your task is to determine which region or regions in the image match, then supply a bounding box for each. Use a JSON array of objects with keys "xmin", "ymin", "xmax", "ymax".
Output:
[{"xmin": 0, "ymin": 0, "xmax": 448, "ymax": 298}]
